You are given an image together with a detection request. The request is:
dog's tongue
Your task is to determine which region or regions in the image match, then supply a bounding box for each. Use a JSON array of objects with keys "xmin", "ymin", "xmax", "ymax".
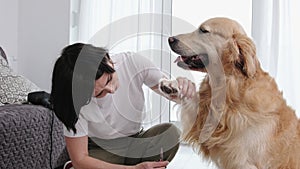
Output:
[
  {"xmin": 174, "ymin": 56, "xmax": 179, "ymax": 63},
  {"xmin": 174, "ymin": 56, "xmax": 182, "ymax": 63}
]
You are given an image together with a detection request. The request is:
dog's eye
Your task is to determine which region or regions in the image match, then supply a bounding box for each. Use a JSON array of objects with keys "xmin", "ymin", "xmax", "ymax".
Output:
[{"xmin": 199, "ymin": 27, "xmax": 209, "ymax": 33}]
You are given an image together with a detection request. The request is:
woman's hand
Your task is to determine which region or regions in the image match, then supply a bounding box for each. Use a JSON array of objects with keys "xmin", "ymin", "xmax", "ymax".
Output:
[
  {"xmin": 132, "ymin": 161, "xmax": 169, "ymax": 169},
  {"xmin": 176, "ymin": 77, "xmax": 196, "ymax": 99}
]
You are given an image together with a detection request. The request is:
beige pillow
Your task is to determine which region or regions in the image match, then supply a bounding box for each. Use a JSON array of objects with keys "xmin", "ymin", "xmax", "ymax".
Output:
[{"xmin": 0, "ymin": 56, "xmax": 40, "ymax": 104}]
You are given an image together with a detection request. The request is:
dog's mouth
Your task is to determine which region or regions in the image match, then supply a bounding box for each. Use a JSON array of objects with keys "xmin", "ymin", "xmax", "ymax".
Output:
[{"xmin": 174, "ymin": 54, "xmax": 209, "ymax": 71}]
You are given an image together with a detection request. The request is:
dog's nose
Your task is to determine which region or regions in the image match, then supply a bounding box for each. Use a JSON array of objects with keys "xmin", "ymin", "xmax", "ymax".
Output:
[{"xmin": 168, "ymin": 37, "xmax": 178, "ymax": 45}]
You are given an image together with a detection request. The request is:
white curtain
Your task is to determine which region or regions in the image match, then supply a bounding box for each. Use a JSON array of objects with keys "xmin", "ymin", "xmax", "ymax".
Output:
[
  {"xmin": 70, "ymin": 0, "xmax": 173, "ymax": 127},
  {"xmin": 252, "ymin": 0, "xmax": 300, "ymax": 116}
]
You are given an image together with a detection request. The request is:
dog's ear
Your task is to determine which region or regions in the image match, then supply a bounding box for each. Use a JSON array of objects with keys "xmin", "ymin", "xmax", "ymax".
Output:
[{"xmin": 232, "ymin": 34, "xmax": 258, "ymax": 78}]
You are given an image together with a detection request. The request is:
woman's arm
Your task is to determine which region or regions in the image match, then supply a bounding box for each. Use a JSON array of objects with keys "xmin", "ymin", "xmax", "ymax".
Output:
[
  {"xmin": 65, "ymin": 136, "xmax": 125, "ymax": 169},
  {"xmin": 65, "ymin": 136, "xmax": 168, "ymax": 169}
]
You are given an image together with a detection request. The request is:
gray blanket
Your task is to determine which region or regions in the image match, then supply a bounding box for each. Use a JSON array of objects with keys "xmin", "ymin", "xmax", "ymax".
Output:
[{"xmin": 0, "ymin": 104, "xmax": 69, "ymax": 168}]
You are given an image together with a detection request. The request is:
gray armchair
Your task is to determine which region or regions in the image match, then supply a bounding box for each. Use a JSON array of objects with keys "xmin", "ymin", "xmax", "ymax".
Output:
[
  {"xmin": 0, "ymin": 47, "xmax": 69, "ymax": 168},
  {"xmin": 0, "ymin": 46, "xmax": 7, "ymax": 61}
]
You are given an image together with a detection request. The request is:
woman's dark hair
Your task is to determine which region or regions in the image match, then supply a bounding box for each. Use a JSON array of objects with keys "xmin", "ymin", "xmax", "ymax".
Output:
[{"xmin": 51, "ymin": 43, "xmax": 115, "ymax": 133}]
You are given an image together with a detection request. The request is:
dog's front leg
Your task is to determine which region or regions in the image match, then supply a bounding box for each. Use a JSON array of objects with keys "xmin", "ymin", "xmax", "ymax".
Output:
[
  {"xmin": 235, "ymin": 164, "xmax": 258, "ymax": 169},
  {"xmin": 221, "ymin": 162, "xmax": 259, "ymax": 169},
  {"xmin": 158, "ymin": 78, "xmax": 181, "ymax": 103}
]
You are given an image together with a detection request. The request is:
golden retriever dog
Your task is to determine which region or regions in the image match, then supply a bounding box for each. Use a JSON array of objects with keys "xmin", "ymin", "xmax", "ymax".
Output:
[{"xmin": 160, "ymin": 17, "xmax": 300, "ymax": 169}]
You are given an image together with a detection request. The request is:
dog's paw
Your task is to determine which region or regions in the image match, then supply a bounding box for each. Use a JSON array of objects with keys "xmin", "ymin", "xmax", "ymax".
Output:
[{"xmin": 159, "ymin": 78, "xmax": 180, "ymax": 98}]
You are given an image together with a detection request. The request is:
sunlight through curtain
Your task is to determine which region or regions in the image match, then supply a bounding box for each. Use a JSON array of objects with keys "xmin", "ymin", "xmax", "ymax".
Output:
[
  {"xmin": 252, "ymin": 0, "xmax": 300, "ymax": 116},
  {"xmin": 70, "ymin": 0, "xmax": 173, "ymax": 127}
]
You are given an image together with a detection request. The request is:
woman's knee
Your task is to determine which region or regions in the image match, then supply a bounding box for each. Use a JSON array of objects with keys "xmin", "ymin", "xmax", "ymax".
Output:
[{"xmin": 143, "ymin": 123, "xmax": 181, "ymax": 138}]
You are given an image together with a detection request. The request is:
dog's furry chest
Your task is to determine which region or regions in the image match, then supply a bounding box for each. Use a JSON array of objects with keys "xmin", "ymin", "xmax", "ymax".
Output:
[{"xmin": 182, "ymin": 76, "xmax": 281, "ymax": 168}]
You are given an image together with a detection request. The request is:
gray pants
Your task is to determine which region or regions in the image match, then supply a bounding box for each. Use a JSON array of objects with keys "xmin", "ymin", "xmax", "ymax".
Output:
[{"xmin": 88, "ymin": 123, "xmax": 181, "ymax": 165}]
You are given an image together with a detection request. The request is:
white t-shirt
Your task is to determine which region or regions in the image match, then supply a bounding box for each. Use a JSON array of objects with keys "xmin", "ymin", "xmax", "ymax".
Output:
[{"xmin": 64, "ymin": 52, "xmax": 163, "ymax": 139}]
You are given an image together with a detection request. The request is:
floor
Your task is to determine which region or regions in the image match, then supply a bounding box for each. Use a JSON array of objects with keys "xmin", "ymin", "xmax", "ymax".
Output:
[
  {"xmin": 56, "ymin": 144, "xmax": 218, "ymax": 169},
  {"xmin": 168, "ymin": 144, "xmax": 217, "ymax": 169}
]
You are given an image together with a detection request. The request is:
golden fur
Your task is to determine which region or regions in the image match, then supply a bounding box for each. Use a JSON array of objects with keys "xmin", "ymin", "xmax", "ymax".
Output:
[{"xmin": 168, "ymin": 17, "xmax": 300, "ymax": 169}]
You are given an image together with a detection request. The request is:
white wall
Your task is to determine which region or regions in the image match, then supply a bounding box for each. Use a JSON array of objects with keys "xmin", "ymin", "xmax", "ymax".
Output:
[
  {"xmin": 0, "ymin": 0, "xmax": 70, "ymax": 91},
  {"xmin": 0, "ymin": 0, "xmax": 18, "ymax": 68}
]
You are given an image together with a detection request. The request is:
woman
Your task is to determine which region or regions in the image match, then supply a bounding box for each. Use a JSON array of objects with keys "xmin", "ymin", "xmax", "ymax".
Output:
[{"xmin": 51, "ymin": 43, "xmax": 196, "ymax": 169}]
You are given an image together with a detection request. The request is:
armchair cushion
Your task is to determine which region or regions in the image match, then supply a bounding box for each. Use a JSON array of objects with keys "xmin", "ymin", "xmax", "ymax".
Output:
[{"xmin": 0, "ymin": 55, "xmax": 40, "ymax": 105}]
